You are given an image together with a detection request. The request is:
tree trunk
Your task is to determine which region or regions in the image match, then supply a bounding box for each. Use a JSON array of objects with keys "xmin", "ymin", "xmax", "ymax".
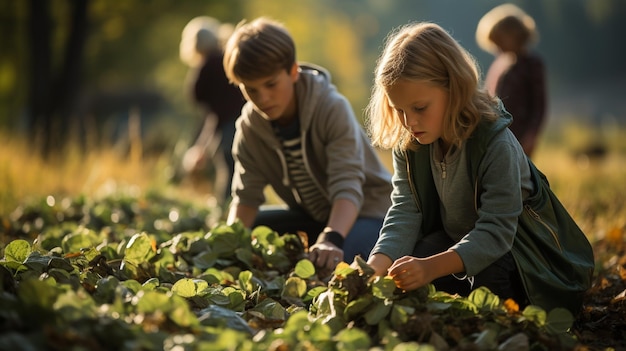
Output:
[
  {"xmin": 27, "ymin": 0, "xmax": 88, "ymax": 157},
  {"xmin": 27, "ymin": 0, "xmax": 52, "ymax": 156}
]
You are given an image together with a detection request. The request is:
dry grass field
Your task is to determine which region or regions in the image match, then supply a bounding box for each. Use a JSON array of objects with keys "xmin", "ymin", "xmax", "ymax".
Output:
[{"xmin": 1, "ymin": 122, "xmax": 625, "ymax": 242}]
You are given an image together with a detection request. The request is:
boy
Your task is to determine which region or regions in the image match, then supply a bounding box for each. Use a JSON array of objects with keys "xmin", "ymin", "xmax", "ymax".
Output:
[{"xmin": 223, "ymin": 17, "xmax": 392, "ymax": 273}]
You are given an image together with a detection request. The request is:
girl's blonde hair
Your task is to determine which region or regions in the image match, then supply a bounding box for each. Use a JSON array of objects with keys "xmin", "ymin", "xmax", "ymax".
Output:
[{"xmin": 366, "ymin": 22, "xmax": 498, "ymax": 151}]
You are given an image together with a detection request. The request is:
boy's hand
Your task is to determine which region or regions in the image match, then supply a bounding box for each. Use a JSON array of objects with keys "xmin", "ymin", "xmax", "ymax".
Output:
[{"xmin": 309, "ymin": 241, "xmax": 344, "ymax": 274}]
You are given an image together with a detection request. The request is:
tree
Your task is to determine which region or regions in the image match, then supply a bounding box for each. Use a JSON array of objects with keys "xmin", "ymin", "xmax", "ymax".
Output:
[{"xmin": 27, "ymin": 0, "xmax": 88, "ymax": 157}]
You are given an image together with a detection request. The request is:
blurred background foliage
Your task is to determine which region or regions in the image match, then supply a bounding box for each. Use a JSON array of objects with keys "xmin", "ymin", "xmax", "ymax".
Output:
[
  {"xmin": 1, "ymin": 0, "xmax": 625, "ymax": 151},
  {"xmin": 0, "ymin": 0, "xmax": 625, "ymax": 227}
]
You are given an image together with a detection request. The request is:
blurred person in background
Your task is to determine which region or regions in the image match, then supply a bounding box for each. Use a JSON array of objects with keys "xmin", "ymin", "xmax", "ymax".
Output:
[
  {"xmin": 179, "ymin": 16, "xmax": 246, "ymax": 203},
  {"xmin": 476, "ymin": 3, "xmax": 547, "ymax": 157}
]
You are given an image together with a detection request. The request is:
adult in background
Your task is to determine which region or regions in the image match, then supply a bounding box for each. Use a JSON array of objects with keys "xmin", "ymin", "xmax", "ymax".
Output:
[
  {"xmin": 179, "ymin": 16, "xmax": 246, "ymax": 203},
  {"xmin": 476, "ymin": 4, "xmax": 547, "ymax": 157}
]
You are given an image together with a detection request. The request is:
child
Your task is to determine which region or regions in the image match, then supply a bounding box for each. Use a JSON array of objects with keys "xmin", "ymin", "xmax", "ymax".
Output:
[
  {"xmin": 476, "ymin": 4, "xmax": 547, "ymax": 157},
  {"xmin": 179, "ymin": 16, "xmax": 246, "ymax": 203},
  {"xmin": 223, "ymin": 17, "xmax": 392, "ymax": 273},
  {"xmin": 365, "ymin": 22, "xmax": 593, "ymax": 314}
]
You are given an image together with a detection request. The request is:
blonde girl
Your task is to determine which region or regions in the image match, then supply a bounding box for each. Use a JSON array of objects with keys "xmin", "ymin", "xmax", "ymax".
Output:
[
  {"xmin": 365, "ymin": 22, "xmax": 593, "ymax": 313},
  {"xmin": 367, "ymin": 23, "xmax": 594, "ymax": 314}
]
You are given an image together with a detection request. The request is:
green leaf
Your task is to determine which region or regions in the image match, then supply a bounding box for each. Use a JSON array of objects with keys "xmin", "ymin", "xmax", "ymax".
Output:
[
  {"xmin": 197, "ymin": 305, "xmax": 253, "ymax": 334},
  {"xmin": 93, "ymin": 276, "xmax": 121, "ymax": 303},
  {"xmin": 307, "ymin": 319, "xmax": 334, "ymax": 343},
  {"xmin": 200, "ymin": 267, "xmax": 234, "ymax": 285},
  {"xmin": 282, "ymin": 276, "xmax": 307, "ymax": 298},
  {"xmin": 4, "ymin": 239, "xmax": 31, "ymax": 262},
  {"xmin": 18, "ymin": 278, "xmax": 59, "ymax": 310},
  {"xmin": 123, "ymin": 232, "xmax": 156, "ymax": 266},
  {"xmin": 303, "ymin": 286, "xmax": 327, "ymax": 304},
  {"xmin": 224, "ymin": 288, "xmax": 246, "ymax": 311},
  {"xmin": 192, "ymin": 249, "xmax": 218, "ymax": 269},
  {"xmin": 392, "ymin": 342, "xmax": 437, "ymax": 350},
  {"xmin": 371, "ymin": 276, "xmax": 397, "ymax": 299},
  {"xmin": 522, "ymin": 305, "xmax": 547, "ymax": 326},
  {"xmin": 47, "ymin": 256, "xmax": 74, "ymax": 272},
  {"xmin": 390, "ymin": 304, "xmax": 413, "ymax": 329},
  {"xmin": 294, "ymin": 259, "xmax": 315, "ymax": 279},
  {"xmin": 468, "ymin": 286, "xmax": 501, "ymax": 311},
  {"xmin": 282, "ymin": 309, "xmax": 310, "ymax": 334},
  {"xmin": 352, "ymin": 255, "xmax": 375, "ymax": 277},
  {"xmin": 142, "ymin": 277, "xmax": 160, "ymax": 291},
  {"xmin": 335, "ymin": 328, "xmax": 371, "ymax": 351},
  {"xmin": 334, "ymin": 263, "xmax": 356, "ymax": 277},
  {"xmin": 250, "ymin": 298, "xmax": 287, "ymax": 321},
  {"xmin": 61, "ymin": 227, "xmax": 100, "ymax": 254},
  {"xmin": 238, "ymin": 270, "xmax": 256, "ymax": 294},
  {"xmin": 344, "ymin": 297, "xmax": 374, "ymax": 320},
  {"xmin": 122, "ymin": 279, "xmax": 142, "ymax": 294},
  {"xmin": 168, "ymin": 294, "xmax": 199, "ymax": 327},
  {"xmin": 545, "ymin": 307, "xmax": 574, "ymax": 334},
  {"xmin": 364, "ymin": 299, "xmax": 392, "ymax": 325},
  {"xmin": 134, "ymin": 290, "xmax": 172, "ymax": 314},
  {"xmin": 23, "ymin": 252, "xmax": 50, "ymax": 274},
  {"xmin": 53, "ymin": 289, "xmax": 97, "ymax": 321},
  {"xmin": 172, "ymin": 278, "xmax": 197, "ymax": 298},
  {"xmin": 206, "ymin": 226, "xmax": 241, "ymax": 256}
]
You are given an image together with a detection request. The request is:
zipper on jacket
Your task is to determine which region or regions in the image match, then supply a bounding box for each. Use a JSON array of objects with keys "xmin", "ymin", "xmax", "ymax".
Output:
[
  {"xmin": 524, "ymin": 204, "xmax": 562, "ymax": 252},
  {"xmin": 440, "ymin": 161, "xmax": 447, "ymax": 179}
]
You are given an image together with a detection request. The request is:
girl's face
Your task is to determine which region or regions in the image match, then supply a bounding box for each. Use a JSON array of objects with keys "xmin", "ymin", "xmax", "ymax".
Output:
[
  {"xmin": 386, "ymin": 79, "xmax": 449, "ymax": 147},
  {"xmin": 238, "ymin": 63, "xmax": 299, "ymax": 126}
]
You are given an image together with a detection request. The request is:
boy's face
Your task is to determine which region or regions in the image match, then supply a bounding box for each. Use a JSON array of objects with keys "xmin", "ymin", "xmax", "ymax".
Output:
[{"xmin": 238, "ymin": 63, "xmax": 299, "ymax": 125}]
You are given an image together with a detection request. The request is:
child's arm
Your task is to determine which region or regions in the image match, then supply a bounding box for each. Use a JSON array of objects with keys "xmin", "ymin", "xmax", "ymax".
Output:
[
  {"xmin": 226, "ymin": 203, "xmax": 258, "ymax": 228},
  {"xmin": 388, "ymin": 250, "xmax": 465, "ymax": 291},
  {"xmin": 367, "ymin": 253, "xmax": 394, "ymax": 276},
  {"xmin": 323, "ymin": 198, "xmax": 358, "ymax": 239},
  {"xmin": 309, "ymin": 198, "xmax": 358, "ymax": 270}
]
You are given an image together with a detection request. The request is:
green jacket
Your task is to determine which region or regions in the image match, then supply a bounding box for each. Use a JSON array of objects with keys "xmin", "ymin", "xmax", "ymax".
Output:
[{"xmin": 407, "ymin": 110, "xmax": 594, "ymax": 315}]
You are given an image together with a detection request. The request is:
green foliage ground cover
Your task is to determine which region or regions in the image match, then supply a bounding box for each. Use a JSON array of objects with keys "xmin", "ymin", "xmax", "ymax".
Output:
[{"xmin": 0, "ymin": 191, "xmax": 598, "ymax": 351}]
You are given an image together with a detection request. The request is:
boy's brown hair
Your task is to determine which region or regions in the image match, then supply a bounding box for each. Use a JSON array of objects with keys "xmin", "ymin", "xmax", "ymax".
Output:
[{"xmin": 223, "ymin": 17, "xmax": 296, "ymax": 85}]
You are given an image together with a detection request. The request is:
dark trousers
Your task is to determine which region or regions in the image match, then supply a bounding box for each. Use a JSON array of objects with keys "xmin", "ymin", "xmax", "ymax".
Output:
[
  {"xmin": 413, "ymin": 230, "xmax": 528, "ymax": 306},
  {"xmin": 253, "ymin": 205, "xmax": 382, "ymax": 263}
]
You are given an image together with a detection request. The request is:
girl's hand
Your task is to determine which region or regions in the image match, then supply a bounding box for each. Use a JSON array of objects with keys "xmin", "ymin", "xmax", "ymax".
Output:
[
  {"xmin": 388, "ymin": 256, "xmax": 431, "ymax": 291},
  {"xmin": 367, "ymin": 253, "xmax": 393, "ymax": 276}
]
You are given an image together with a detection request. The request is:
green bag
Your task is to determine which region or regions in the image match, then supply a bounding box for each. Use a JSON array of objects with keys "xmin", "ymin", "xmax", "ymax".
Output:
[
  {"xmin": 464, "ymin": 118, "xmax": 595, "ymax": 315},
  {"xmin": 506, "ymin": 160, "xmax": 594, "ymax": 314}
]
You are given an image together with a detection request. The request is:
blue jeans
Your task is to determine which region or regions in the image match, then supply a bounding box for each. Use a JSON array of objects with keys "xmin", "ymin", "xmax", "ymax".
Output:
[
  {"xmin": 253, "ymin": 205, "xmax": 382, "ymax": 263},
  {"xmin": 412, "ymin": 230, "xmax": 528, "ymax": 306}
]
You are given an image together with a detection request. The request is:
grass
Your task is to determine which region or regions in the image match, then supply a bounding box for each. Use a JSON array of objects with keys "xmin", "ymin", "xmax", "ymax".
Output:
[
  {"xmin": 0, "ymin": 130, "xmax": 182, "ymax": 217},
  {"xmin": 1, "ymin": 122, "xmax": 625, "ymax": 246}
]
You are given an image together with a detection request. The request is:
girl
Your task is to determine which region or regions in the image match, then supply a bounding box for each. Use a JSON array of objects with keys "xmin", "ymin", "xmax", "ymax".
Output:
[{"xmin": 365, "ymin": 22, "xmax": 593, "ymax": 313}]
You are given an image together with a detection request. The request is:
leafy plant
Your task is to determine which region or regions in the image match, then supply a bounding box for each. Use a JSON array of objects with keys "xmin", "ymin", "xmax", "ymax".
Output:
[{"xmin": 0, "ymin": 193, "xmax": 583, "ymax": 350}]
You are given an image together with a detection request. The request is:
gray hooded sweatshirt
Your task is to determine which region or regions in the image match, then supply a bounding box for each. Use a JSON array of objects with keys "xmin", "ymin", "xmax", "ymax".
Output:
[{"xmin": 230, "ymin": 64, "xmax": 392, "ymax": 220}]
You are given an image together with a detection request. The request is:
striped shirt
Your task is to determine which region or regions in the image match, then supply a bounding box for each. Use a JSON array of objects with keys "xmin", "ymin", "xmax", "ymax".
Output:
[{"xmin": 273, "ymin": 118, "xmax": 329, "ymax": 222}]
